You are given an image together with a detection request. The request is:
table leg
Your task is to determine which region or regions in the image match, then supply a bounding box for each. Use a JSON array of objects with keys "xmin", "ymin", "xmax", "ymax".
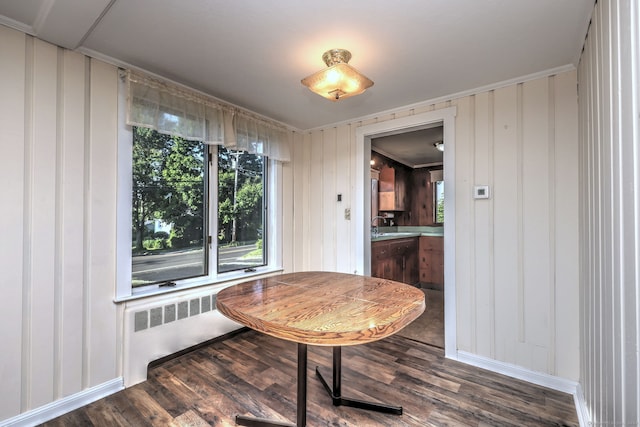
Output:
[
  {"xmin": 297, "ymin": 344, "xmax": 307, "ymax": 427},
  {"xmin": 315, "ymin": 346, "xmax": 402, "ymax": 415},
  {"xmin": 236, "ymin": 343, "xmax": 307, "ymax": 427}
]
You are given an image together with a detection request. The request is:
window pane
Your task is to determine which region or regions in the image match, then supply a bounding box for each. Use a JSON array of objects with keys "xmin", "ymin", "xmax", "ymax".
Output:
[
  {"xmin": 217, "ymin": 147, "xmax": 266, "ymax": 273},
  {"xmin": 131, "ymin": 127, "xmax": 207, "ymax": 287},
  {"xmin": 435, "ymin": 180, "xmax": 444, "ymax": 223}
]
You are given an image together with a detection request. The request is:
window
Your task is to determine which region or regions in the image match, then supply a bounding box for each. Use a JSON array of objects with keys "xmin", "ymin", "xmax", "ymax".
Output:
[
  {"xmin": 131, "ymin": 127, "xmax": 207, "ymax": 287},
  {"xmin": 128, "ymin": 127, "xmax": 270, "ymax": 292},
  {"xmin": 116, "ymin": 70, "xmax": 287, "ymax": 300},
  {"xmin": 434, "ymin": 180, "xmax": 444, "ymax": 224},
  {"xmin": 217, "ymin": 146, "xmax": 266, "ymax": 273}
]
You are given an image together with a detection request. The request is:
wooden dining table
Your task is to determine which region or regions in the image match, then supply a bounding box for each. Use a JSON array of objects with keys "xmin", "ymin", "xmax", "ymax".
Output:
[{"xmin": 215, "ymin": 271, "xmax": 426, "ymax": 427}]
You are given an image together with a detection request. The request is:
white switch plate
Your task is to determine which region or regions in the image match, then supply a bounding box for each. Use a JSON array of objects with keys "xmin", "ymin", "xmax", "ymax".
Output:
[
  {"xmin": 474, "ymin": 185, "xmax": 490, "ymax": 199},
  {"xmin": 344, "ymin": 208, "xmax": 351, "ymax": 220}
]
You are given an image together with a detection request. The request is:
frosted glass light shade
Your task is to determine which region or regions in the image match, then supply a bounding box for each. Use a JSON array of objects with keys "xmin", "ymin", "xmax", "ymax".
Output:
[{"xmin": 301, "ymin": 49, "xmax": 373, "ymax": 101}]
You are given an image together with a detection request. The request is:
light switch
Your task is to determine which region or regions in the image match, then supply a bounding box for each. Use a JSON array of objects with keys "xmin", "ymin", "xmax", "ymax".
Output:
[{"xmin": 344, "ymin": 208, "xmax": 351, "ymax": 220}]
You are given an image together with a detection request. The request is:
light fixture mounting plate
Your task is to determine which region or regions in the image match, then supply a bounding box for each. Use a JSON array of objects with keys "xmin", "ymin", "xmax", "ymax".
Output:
[{"xmin": 322, "ymin": 49, "xmax": 352, "ymax": 66}]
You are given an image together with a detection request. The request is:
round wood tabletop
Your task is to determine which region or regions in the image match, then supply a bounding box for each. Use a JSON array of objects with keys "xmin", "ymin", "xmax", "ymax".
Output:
[{"xmin": 216, "ymin": 271, "xmax": 426, "ymax": 346}]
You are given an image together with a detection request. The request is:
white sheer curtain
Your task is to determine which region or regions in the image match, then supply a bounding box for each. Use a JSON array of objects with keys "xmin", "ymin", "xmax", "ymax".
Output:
[
  {"xmin": 126, "ymin": 70, "xmax": 291, "ymax": 161},
  {"xmin": 229, "ymin": 112, "xmax": 291, "ymax": 161}
]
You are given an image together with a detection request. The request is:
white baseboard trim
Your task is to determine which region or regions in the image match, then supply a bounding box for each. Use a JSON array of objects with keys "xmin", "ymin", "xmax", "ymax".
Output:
[
  {"xmin": 455, "ymin": 350, "xmax": 578, "ymax": 393},
  {"xmin": 454, "ymin": 351, "xmax": 590, "ymax": 426},
  {"xmin": 573, "ymin": 383, "xmax": 591, "ymax": 427},
  {"xmin": 0, "ymin": 378, "xmax": 124, "ymax": 427}
]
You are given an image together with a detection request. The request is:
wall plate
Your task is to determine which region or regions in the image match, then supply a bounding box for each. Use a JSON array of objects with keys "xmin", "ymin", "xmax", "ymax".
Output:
[{"xmin": 473, "ymin": 185, "xmax": 490, "ymax": 199}]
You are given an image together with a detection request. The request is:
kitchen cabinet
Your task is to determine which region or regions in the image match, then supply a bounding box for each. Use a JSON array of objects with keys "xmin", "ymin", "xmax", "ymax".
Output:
[
  {"xmin": 371, "ymin": 240, "xmax": 394, "ymax": 280},
  {"xmin": 371, "ymin": 237, "xmax": 418, "ymax": 285},
  {"xmin": 378, "ymin": 165, "xmax": 408, "ymax": 211},
  {"xmin": 419, "ymin": 236, "xmax": 444, "ymax": 289}
]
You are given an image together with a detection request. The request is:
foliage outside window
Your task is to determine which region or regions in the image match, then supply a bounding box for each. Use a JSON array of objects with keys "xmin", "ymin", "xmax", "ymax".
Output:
[
  {"xmin": 131, "ymin": 127, "xmax": 267, "ymax": 289},
  {"xmin": 217, "ymin": 147, "xmax": 266, "ymax": 273},
  {"xmin": 435, "ymin": 180, "xmax": 444, "ymax": 224}
]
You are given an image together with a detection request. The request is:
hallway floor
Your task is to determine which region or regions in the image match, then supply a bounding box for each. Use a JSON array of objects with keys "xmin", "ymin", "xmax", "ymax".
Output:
[{"xmin": 397, "ymin": 288, "xmax": 444, "ymax": 348}]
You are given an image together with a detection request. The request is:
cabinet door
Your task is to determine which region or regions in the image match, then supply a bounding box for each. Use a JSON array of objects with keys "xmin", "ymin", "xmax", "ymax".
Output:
[
  {"xmin": 378, "ymin": 165, "xmax": 409, "ymax": 212},
  {"xmin": 405, "ymin": 238, "xmax": 419, "ymax": 285},
  {"xmin": 419, "ymin": 236, "xmax": 444, "ymax": 289},
  {"xmin": 371, "ymin": 241, "xmax": 391, "ymax": 279},
  {"xmin": 394, "ymin": 170, "xmax": 407, "ymax": 211},
  {"xmin": 389, "ymin": 238, "xmax": 418, "ymax": 284},
  {"xmin": 378, "ymin": 191, "xmax": 395, "ymax": 211}
]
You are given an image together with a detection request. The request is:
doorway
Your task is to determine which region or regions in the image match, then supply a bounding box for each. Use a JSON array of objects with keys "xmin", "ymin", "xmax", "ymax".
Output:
[
  {"xmin": 370, "ymin": 127, "xmax": 444, "ymax": 348},
  {"xmin": 354, "ymin": 108, "xmax": 457, "ymax": 358}
]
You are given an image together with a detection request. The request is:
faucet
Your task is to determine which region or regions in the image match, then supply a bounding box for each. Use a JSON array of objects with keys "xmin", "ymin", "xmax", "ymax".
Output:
[{"xmin": 371, "ymin": 216, "xmax": 387, "ymax": 236}]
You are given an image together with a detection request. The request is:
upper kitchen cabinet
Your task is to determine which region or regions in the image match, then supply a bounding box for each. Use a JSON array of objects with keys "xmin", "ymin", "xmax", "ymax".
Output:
[{"xmin": 379, "ymin": 165, "xmax": 409, "ymax": 211}]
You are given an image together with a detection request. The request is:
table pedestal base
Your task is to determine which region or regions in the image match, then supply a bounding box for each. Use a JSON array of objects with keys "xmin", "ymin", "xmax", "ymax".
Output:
[
  {"xmin": 315, "ymin": 346, "xmax": 403, "ymax": 415},
  {"xmin": 236, "ymin": 344, "xmax": 402, "ymax": 427}
]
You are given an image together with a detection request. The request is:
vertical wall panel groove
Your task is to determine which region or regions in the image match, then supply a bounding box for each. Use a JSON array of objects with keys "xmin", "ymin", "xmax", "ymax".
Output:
[
  {"xmin": 488, "ymin": 90, "xmax": 496, "ymax": 359},
  {"xmin": 468, "ymin": 94, "xmax": 477, "ymax": 354},
  {"xmin": 82, "ymin": 56, "xmax": 91, "ymax": 389},
  {"xmin": 54, "ymin": 45, "xmax": 64, "ymax": 401},
  {"xmin": 516, "ymin": 83, "xmax": 525, "ymax": 344},
  {"xmin": 21, "ymin": 33, "xmax": 34, "ymax": 413},
  {"xmin": 631, "ymin": 2, "xmax": 640, "ymax": 422},
  {"xmin": 547, "ymin": 75, "xmax": 557, "ymax": 374}
]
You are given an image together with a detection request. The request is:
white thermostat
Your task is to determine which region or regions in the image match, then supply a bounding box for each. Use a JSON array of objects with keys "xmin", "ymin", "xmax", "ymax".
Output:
[{"xmin": 473, "ymin": 185, "xmax": 490, "ymax": 199}]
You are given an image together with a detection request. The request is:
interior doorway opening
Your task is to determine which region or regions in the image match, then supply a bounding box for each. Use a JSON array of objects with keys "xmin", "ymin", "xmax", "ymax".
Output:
[
  {"xmin": 369, "ymin": 125, "xmax": 445, "ymax": 348},
  {"xmin": 354, "ymin": 107, "xmax": 457, "ymax": 358}
]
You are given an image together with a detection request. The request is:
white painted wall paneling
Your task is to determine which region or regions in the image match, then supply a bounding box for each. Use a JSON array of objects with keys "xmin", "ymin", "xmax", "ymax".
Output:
[
  {"xmin": 0, "ymin": 24, "xmax": 27, "ymax": 420},
  {"xmin": 578, "ymin": 0, "xmax": 640, "ymax": 424},
  {"xmin": 0, "ymin": 27, "xmax": 120, "ymax": 421},
  {"xmin": 291, "ymin": 72, "xmax": 580, "ymax": 381}
]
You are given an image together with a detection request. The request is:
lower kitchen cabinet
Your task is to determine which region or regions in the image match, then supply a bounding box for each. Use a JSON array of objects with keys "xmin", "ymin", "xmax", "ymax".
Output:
[
  {"xmin": 419, "ymin": 236, "xmax": 444, "ymax": 289},
  {"xmin": 371, "ymin": 240, "xmax": 393, "ymax": 280},
  {"xmin": 371, "ymin": 237, "xmax": 419, "ymax": 285}
]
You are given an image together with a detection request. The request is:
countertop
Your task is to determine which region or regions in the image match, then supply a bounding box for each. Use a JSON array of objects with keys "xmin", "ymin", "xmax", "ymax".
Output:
[{"xmin": 371, "ymin": 226, "xmax": 443, "ymax": 242}]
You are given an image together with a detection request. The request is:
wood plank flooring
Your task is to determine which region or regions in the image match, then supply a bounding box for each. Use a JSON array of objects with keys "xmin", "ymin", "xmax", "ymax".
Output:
[
  {"xmin": 42, "ymin": 330, "xmax": 579, "ymax": 426},
  {"xmin": 396, "ymin": 288, "xmax": 444, "ymax": 348}
]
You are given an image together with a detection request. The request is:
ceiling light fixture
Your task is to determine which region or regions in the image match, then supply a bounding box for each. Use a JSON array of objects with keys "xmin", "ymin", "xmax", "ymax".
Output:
[
  {"xmin": 434, "ymin": 141, "xmax": 444, "ymax": 152},
  {"xmin": 301, "ymin": 49, "xmax": 374, "ymax": 101}
]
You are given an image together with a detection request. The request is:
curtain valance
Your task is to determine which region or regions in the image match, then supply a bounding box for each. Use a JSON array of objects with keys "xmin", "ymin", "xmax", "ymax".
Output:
[{"xmin": 126, "ymin": 70, "xmax": 291, "ymax": 161}]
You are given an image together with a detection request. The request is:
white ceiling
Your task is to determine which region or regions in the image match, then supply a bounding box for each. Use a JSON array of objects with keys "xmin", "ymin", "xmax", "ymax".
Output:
[
  {"xmin": 0, "ymin": 0, "xmax": 593, "ymax": 131},
  {"xmin": 372, "ymin": 126, "xmax": 444, "ymax": 168}
]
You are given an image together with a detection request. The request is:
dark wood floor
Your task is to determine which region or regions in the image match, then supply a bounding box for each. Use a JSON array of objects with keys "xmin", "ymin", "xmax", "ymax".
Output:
[{"xmin": 43, "ymin": 330, "xmax": 578, "ymax": 426}]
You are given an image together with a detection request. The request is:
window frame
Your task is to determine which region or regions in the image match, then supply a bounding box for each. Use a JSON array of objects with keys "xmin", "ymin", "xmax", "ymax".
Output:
[{"xmin": 115, "ymin": 77, "xmax": 283, "ymax": 302}]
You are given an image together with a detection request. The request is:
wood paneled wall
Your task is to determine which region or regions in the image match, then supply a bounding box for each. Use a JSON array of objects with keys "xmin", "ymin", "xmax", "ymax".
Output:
[
  {"xmin": 578, "ymin": 0, "xmax": 640, "ymax": 424},
  {"xmin": 0, "ymin": 27, "xmax": 119, "ymax": 419},
  {"xmin": 291, "ymin": 71, "xmax": 579, "ymax": 381}
]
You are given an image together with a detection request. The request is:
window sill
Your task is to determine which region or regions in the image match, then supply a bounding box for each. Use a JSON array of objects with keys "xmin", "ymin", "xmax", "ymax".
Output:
[{"xmin": 114, "ymin": 266, "xmax": 284, "ymax": 303}]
